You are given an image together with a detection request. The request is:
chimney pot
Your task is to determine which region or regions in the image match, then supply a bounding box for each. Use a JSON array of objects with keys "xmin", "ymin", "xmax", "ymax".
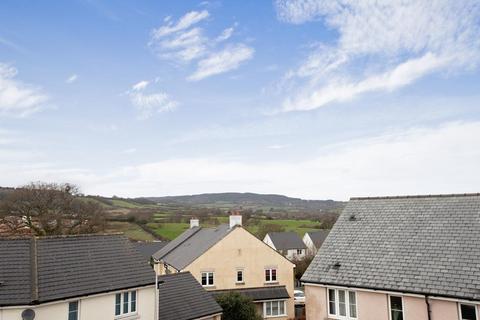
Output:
[
  {"xmin": 190, "ymin": 218, "xmax": 199, "ymax": 228},
  {"xmin": 229, "ymin": 215, "xmax": 242, "ymax": 228}
]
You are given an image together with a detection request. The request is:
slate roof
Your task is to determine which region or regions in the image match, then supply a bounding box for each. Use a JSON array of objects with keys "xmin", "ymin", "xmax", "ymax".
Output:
[
  {"xmin": 158, "ymin": 272, "xmax": 222, "ymax": 320},
  {"xmin": 152, "ymin": 224, "xmax": 234, "ymax": 270},
  {"xmin": 305, "ymin": 230, "xmax": 330, "ymax": 248},
  {"xmin": 0, "ymin": 234, "xmax": 156, "ymax": 306},
  {"xmin": 211, "ymin": 286, "xmax": 290, "ymax": 302},
  {"xmin": 267, "ymin": 232, "xmax": 307, "ymax": 250},
  {"xmin": 133, "ymin": 241, "xmax": 169, "ymax": 260},
  {"xmin": 302, "ymin": 194, "xmax": 480, "ymax": 301}
]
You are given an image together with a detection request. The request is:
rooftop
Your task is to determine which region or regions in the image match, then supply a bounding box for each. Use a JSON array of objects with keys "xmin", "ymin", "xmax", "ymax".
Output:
[{"xmin": 267, "ymin": 231, "xmax": 307, "ymax": 250}]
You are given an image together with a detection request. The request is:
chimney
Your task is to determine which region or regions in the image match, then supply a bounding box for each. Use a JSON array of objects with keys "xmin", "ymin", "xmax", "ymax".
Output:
[
  {"xmin": 190, "ymin": 218, "xmax": 199, "ymax": 228},
  {"xmin": 229, "ymin": 215, "xmax": 242, "ymax": 229}
]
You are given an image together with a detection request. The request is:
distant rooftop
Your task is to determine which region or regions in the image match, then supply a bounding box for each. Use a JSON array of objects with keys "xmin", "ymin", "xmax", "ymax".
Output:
[{"xmin": 267, "ymin": 231, "xmax": 307, "ymax": 250}]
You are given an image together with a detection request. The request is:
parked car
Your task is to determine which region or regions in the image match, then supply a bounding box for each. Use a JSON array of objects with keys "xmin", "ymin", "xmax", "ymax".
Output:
[{"xmin": 294, "ymin": 289, "xmax": 305, "ymax": 304}]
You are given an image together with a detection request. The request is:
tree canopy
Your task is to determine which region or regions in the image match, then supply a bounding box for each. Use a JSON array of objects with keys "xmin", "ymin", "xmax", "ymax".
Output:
[{"xmin": 215, "ymin": 292, "xmax": 262, "ymax": 320}]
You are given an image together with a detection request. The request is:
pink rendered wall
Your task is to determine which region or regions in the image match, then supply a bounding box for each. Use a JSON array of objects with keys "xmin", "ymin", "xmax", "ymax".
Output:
[
  {"xmin": 429, "ymin": 298, "xmax": 459, "ymax": 320},
  {"xmin": 305, "ymin": 285, "xmax": 328, "ymax": 320}
]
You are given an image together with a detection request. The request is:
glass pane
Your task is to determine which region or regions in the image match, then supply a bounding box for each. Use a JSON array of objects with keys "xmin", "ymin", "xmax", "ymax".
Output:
[
  {"xmin": 390, "ymin": 296, "xmax": 403, "ymax": 311},
  {"xmin": 115, "ymin": 294, "xmax": 121, "ymax": 315},
  {"xmin": 209, "ymin": 273, "xmax": 214, "ymax": 285},
  {"xmin": 328, "ymin": 289, "xmax": 336, "ymax": 315},
  {"xmin": 265, "ymin": 270, "xmax": 270, "ymax": 281},
  {"xmin": 202, "ymin": 273, "xmax": 207, "ymax": 285},
  {"xmin": 237, "ymin": 271, "xmax": 243, "ymax": 282},
  {"xmin": 392, "ymin": 310, "xmax": 404, "ymax": 320},
  {"xmin": 280, "ymin": 301, "xmax": 285, "ymax": 314},
  {"xmin": 272, "ymin": 269, "xmax": 277, "ymax": 281},
  {"xmin": 272, "ymin": 301, "xmax": 279, "ymax": 315},
  {"xmin": 123, "ymin": 292, "xmax": 129, "ymax": 313},
  {"xmin": 69, "ymin": 301, "xmax": 78, "ymax": 312},
  {"xmin": 339, "ymin": 290, "xmax": 346, "ymax": 316},
  {"xmin": 266, "ymin": 302, "xmax": 271, "ymax": 315},
  {"xmin": 461, "ymin": 304, "xmax": 477, "ymax": 320},
  {"xmin": 349, "ymin": 292, "xmax": 357, "ymax": 317},
  {"xmin": 131, "ymin": 291, "xmax": 136, "ymax": 312}
]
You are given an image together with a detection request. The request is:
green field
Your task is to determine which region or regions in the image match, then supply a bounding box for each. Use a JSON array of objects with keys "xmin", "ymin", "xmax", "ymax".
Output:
[
  {"xmin": 106, "ymin": 221, "xmax": 155, "ymax": 241},
  {"xmin": 147, "ymin": 222, "xmax": 190, "ymax": 240}
]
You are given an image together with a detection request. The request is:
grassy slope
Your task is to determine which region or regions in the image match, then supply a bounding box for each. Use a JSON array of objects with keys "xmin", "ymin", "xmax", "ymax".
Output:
[{"xmin": 106, "ymin": 221, "xmax": 155, "ymax": 241}]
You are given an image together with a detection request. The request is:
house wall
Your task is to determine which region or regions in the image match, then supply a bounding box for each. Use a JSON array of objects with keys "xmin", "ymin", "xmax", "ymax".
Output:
[
  {"xmin": 184, "ymin": 227, "xmax": 295, "ymax": 320},
  {"xmin": 0, "ymin": 286, "xmax": 155, "ymax": 320},
  {"xmin": 302, "ymin": 234, "xmax": 317, "ymax": 256},
  {"xmin": 304, "ymin": 284, "xmax": 479, "ymax": 320},
  {"xmin": 263, "ymin": 234, "xmax": 276, "ymax": 250},
  {"xmin": 285, "ymin": 248, "xmax": 305, "ymax": 260}
]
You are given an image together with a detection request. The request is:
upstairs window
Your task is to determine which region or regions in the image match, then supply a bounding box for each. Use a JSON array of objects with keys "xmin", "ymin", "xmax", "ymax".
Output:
[
  {"xmin": 328, "ymin": 289, "xmax": 357, "ymax": 319},
  {"xmin": 297, "ymin": 249, "xmax": 303, "ymax": 255},
  {"xmin": 68, "ymin": 301, "xmax": 78, "ymax": 320},
  {"xmin": 115, "ymin": 291, "xmax": 137, "ymax": 317},
  {"xmin": 265, "ymin": 268, "xmax": 277, "ymax": 282},
  {"xmin": 390, "ymin": 296, "xmax": 403, "ymax": 320},
  {"xmin": 201, "ymin": 271, "xmax": 214, "ymax": 286},
  {"xmin": 236, "ymin": 270, "xmax": 244, "ymax": 283},
  {"xmin": 460, "ymin": 304, "xmax": 478, "ymax": 320}
]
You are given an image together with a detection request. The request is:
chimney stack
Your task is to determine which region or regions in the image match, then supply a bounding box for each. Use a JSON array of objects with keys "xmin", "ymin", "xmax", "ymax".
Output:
[
  {"xmin": 229, "ymin": 215, "xmax": 242, "ymax": 229},
  {"xmin": 190, "ymin": 218, "xmax": 199, "ymax": 228}
]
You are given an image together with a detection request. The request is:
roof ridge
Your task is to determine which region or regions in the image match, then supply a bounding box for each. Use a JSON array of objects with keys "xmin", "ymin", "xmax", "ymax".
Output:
[
  {"xmin": 350, "ymin": 192, "xmax": 480, "ymax": 200},
  {"xmin": 154, "ymin": 227, "xmax": 202, "ymax": 261}
]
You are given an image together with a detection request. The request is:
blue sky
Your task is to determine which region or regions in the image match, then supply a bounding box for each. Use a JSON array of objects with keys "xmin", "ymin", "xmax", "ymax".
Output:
[{"xmin": 1, "ymin": 0, "xmax": 480, "ymax": 200}]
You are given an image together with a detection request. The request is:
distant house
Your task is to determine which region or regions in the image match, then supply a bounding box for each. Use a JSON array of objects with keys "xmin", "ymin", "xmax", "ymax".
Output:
[
  {"xmin": 263, "ymin": 231, "xmax": 307, "ymax": 260},
  {"xmin": 152, "ymin": 216, "xmax": 296, "ymax": 320},
  {"xmin": 133, "ymin": 240, "xmax": 169, "ymax": 261},
  {"xmin": 302, "ymin": 194, "xmax": 480, "ymax": 320},
  {"xmin": 158, "ymin": 272, "xmax": 222, "ymax": 320},
  {"xmin": 302, "ymin": 230, "xmax": 330, "ymax": 255},
  {"xmin": 0, "ymin": 234, "xmax": 156, "ymax": 320}
]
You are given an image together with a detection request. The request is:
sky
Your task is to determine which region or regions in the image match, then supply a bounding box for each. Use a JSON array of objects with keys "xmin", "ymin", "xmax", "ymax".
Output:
[{"xmin": 1, "ymin": 0, "xmax": 480, "ymax": 200}]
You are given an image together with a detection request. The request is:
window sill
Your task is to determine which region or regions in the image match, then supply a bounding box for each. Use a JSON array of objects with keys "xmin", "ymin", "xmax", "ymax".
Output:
[
  {"xmin": 235, "ymin": 282, "xmax": 245, "ymax": 285},
  {"xmin": 264, "ymin": 281, "xmax": 279, "ymax": 285},
  {"xmin": 202, "ymin": 285, "xmax": 216, "ymax": 289},
  {"xmin": 114, "ymin": 313, "xmax": 139, "ymax": 320},
  {"xmin": 264, "ymin": 314, "xmax": 287, "ymax": 318}
]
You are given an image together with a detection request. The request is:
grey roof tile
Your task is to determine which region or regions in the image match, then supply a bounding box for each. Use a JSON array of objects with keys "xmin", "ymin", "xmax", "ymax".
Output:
[
  {"xmin": 158, "ymin": 272, "xmax": 222, "ymax": 320},
  {"xmin": 268, "ymin": 232, "xmax": 307, "ymax": 250},
  {"xmin": 302, "ymin": 194, "xmax": 480, "ymax": 301},
  {"xmin": 133, "ymin": 241, "xmax": 169, "ymax": 260},
  {"xmin": 305, "ymin": 230, "xmax": 330, "ymax": 248}
]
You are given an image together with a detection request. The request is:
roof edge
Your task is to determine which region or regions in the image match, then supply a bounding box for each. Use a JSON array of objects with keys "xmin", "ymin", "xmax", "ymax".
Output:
[
  {"xmin": 301, "ymin": 280, "xmax": 480, "ymax": 302},
  {"xmin": 350, "ymin": 192, "xmax": 480, "ymax": 201}
]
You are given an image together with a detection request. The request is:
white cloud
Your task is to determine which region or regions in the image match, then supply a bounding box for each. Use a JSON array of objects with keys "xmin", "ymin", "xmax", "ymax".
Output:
[
  {"xmin": 2, "ymin": 121, "xmax": 478, "ymax": 200},
  {"xmin": 274, "ymin": 0, "xmax": 480, "ymax": 111},
  {"xmin": 66, "ymin": 74, "xmax": 78, "ymax": 84},
  {"xmin": 122, "ymin": 148, "xmax": 137, "ymax": 154},
  {"xmin": 149, "ymin": 10, "xmax": 253, "ymax": 80},
  {"xmin": 0, "ymin": 63, "xmax": 49, "ymax": 117},
  {"xmin": 127, "ymin": 80, "xmax": 177, "ymax": 120},
  {"xmin": 152, "ymin": 10, "xmax": 209, "ymax": 38},
  {"xmin": 187, "ymin": 44, "xmax": 254, "ymax": 81}
]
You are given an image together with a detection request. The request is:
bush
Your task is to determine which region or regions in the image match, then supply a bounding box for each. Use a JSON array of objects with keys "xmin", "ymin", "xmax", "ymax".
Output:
[{"xmin": 215, "ymin": 292, "xmax": 262, "ymax": 320}]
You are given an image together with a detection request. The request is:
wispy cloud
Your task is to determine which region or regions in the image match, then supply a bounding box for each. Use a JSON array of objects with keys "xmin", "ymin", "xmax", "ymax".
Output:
[
  {"xmin": 188, "ymin": 44, "xmax": 254, "ymax": 81},
  {"xmin": 127, "ymin": 80, "xmax": 177, "ymax": 120},
  {"xmin": 274, "ymin": 0, "xmax": 480, "ymax": 112},
  {"xmin": 66, "ymin": 74, "xmax": 78, "ymax": 84},
  {"xmin": 149, "ymin": 10, "xmax": 254, "ymax": 80},
  {"xmin": 0, "ymin": 63, "xmax": 49, "ymax": 117}
]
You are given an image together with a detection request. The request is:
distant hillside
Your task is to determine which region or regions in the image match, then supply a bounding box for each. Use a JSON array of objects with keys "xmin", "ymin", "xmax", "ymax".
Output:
[{"xmin": 144, "ymin": 192, "xmax": 344, "ymax": 212}]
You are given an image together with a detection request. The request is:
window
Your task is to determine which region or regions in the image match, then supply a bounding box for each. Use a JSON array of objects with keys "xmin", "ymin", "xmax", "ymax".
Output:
[
  {"xmin": 115, "ymin": 291, "xmax": 137, "ymax": 316},
  {"xmin": 265, "ymin": 268, "xmax": 277, "ymax": 282},
  {"xmin": 460, "ymin": 304, "xmax": 478, "ymax": 320},
  {"xmin": 236, "ymin": 270, "xmax": 244, "ymax": 283},
  {"xmin": 68, "ymin": 301, "xmax": 78, "ymax": 320},
  {"xmin": 201, "ymin": 272, "xmax": 214, "ymax": 286},
  {"xmin": 297, "ymin": 249, "xmax": 303, "ymax": 255},
  {"xmin": 390, "ymin": 296, "xmax": 403, "ymax": 320},
  {"xmin": 328, "ymin": 289, "xmax": 357, "ymax": 319},
  {"xmin": 264, "ymin": 300, "xmax": 286, "ymax": 317}
]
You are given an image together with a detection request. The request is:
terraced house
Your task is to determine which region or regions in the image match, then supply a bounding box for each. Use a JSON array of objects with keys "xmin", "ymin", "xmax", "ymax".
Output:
[
  {"xmin": 302, "ymin": 194, "xmax": 480, "ymax": 320},
  {"xmin": 152, "ymin": 215, "xmax": 296, "ymax": 320}
]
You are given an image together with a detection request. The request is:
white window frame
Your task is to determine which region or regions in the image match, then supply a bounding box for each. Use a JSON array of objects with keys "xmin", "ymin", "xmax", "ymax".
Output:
[
  {"xmin": 458, "ymin": 303, "xmax": 479, "ymax": 320},
  {"xmin": 236, "ymin": 269, "xmax": 244, "ymax": 284},
  {"xmin": 201, "ymin": 271, "xmax": 215, "ymax": 287},
  {"xmin": 263, "ymin": 300, "xmax": 287, "ymax": 318},
  {"xmin": 388, "ymin": 295, "xmax": 404, "ymax": 320},
  {"xmin": 265, "ymin": 268, "xmax": 278, "ymax": 283},
  {"xmin": 327, "ymin": 288, "xmax": 357, "ymax": 319},
  {"xmin": 115, "ymin": 290, "xmax": 137, "ymax": 317}
]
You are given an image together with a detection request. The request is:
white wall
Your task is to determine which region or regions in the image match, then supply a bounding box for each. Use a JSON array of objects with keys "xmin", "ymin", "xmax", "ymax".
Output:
[
  {"xmin": 302, "ymin": 233, "xmax": 317, "ymax": 255},
  {"xmin": 0, "ymin": 286, "xmax": 155, "ymax": 320},
  {"xmin": 262, "ymin": 234, "xmax": 276, "ymax": 250}
]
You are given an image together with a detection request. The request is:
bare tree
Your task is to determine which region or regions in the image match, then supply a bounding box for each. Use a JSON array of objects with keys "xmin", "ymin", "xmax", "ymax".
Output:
[{"xmin": 0, "ymin": 182, "xmax": 106, "ymax": 236}]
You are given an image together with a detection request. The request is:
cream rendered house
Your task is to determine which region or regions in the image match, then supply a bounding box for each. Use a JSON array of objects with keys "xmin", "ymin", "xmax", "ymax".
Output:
[
  {"xmin": 302, "ymin": 194, "xmax": 480, "ymax": 320},
  {"xmin": 152, "ymin": 216, "xmax": 296, "ymax": 320}
]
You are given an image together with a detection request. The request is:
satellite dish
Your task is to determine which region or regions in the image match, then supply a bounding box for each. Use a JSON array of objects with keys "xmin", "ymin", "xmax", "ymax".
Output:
[{"xmin": 21, "ymin": 309, "xmax": 35, "ymax": 320}]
